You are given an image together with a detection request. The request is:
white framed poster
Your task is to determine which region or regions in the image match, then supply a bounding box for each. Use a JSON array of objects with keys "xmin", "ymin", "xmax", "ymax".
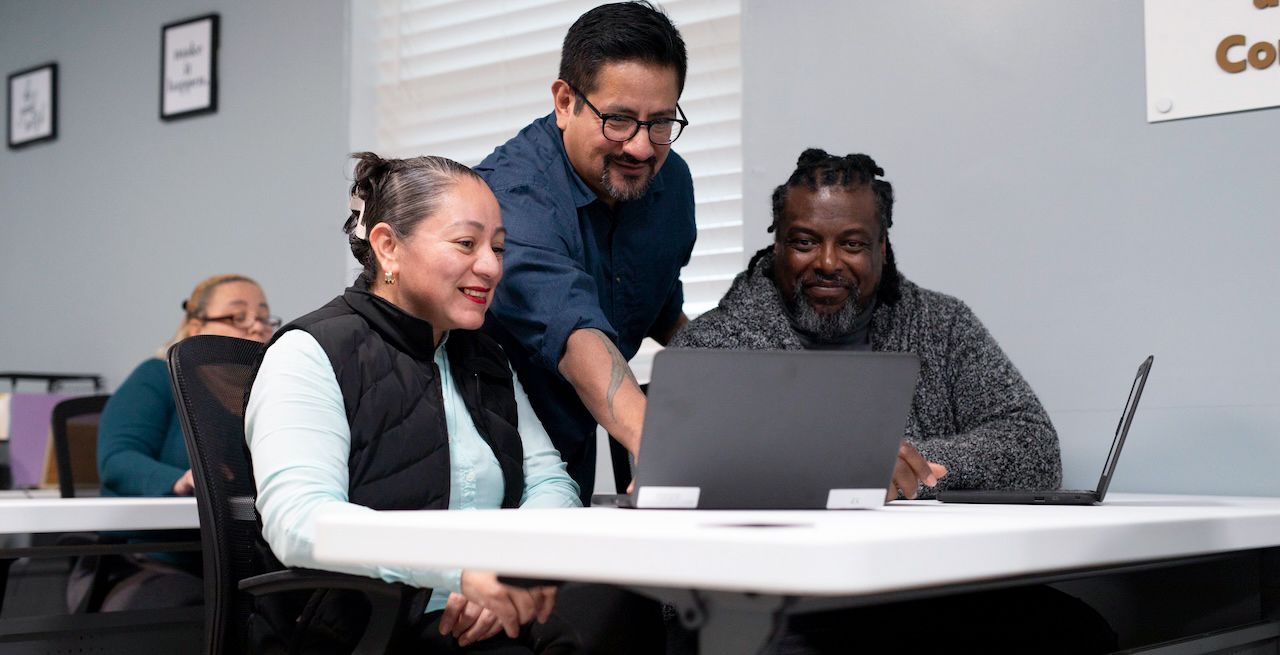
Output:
[
  {"xmin": 161, "ymin": 13, "xmax": 219, "ymax": 120},
  {"xmin": 1145, "ymin": 0, "xmax": 1280, "ymax": 122},
  {"xmin": 7, "ymin": 62, "xmax": 57, "ymax": 149}
]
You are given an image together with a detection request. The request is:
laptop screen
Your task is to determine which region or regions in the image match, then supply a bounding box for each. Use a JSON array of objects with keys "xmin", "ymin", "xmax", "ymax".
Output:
[
  {"xmin": 634, "ymin": 349, "xmax": 920, "ymax": 509},
  {"xmin": 1095, "ymin": 355, "xmax": 1154, "ymax": 501}
]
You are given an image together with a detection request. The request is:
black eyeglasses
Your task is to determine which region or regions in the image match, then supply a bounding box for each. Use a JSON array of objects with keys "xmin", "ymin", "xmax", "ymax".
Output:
[
  {"xmin": 567, "ymin": 82, "xmax": 688, "ymax": 145},
  {"xmin": 199, "ymin": 313, "xmax": 282, "ymax": 332}
]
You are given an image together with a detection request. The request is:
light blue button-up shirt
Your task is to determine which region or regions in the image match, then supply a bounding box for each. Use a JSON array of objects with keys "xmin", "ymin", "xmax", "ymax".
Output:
[{"xmin": 245, "ymin": 330, "xmax": 580, "ymax": 613}]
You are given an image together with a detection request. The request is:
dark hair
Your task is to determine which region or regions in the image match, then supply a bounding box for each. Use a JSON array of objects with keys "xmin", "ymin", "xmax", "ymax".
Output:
[
  {"xmin": 766, "ymin": 148, "xmax": 901, "ymax": 305},
  {"xmin": 559, "ymin": 1, "xmax": 688, "ymax": 101},
  {"xmin": 345, "ymin": 152, "xmax": 483, "ymax": 289}
]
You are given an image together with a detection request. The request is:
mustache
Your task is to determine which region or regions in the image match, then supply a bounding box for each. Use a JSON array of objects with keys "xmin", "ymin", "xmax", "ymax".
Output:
[
  {"xmin": 604, "ymin": 153, "xmax": 657, "ymax": 167},
  {"xmin": 800, "ymin": 273, "xmax": 856, "ymax": 290}
]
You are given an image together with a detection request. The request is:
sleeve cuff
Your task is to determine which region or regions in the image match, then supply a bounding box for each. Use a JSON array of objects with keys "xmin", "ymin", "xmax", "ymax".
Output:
[
  {"xmin": 537, "ymin": 315, "xmax": 618, "ymax": 374},
  {"xmin": 413, "ymin": 567, "xmax": 463, "ymax": 594},
  {"xmin": 148, "ymin": 464, "xmax": 188, "ymax": 497}
]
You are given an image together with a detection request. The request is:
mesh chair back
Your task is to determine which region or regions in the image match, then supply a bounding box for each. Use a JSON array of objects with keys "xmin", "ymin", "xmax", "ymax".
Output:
[
  {"xmin": 50, "ymin": 394, "xmax": 109, "ymax": 498},
  {"xmin": 168, "ymin": 335, "xmax": 264, "ymax": 655}
]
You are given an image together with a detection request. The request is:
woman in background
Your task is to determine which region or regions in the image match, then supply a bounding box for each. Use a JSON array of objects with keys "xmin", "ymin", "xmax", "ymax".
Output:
[{"xmin": 84, "ymin": 273, "xmax": 277, "ymax": 611}]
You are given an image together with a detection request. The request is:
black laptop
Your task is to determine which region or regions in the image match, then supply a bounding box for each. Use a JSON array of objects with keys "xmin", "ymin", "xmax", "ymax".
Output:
[
  {"xmin": 938, "ymin": 355, "xmax": 1153, "ymax": 506},
  {"xmin": 593, "ymin": 349, "xmax": 920, "ymax": 510}
]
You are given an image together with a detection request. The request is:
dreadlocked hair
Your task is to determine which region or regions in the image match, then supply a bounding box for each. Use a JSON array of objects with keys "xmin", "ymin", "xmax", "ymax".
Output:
[{"xmin": 766, "ymin": 148, "xmax": 901, "ymax": 306}]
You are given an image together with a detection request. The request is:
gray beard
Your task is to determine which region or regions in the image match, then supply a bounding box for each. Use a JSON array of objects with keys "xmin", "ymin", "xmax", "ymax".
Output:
[
  {"xmin": 783, "ymin": 278, "xmax": 863, "ymax": 341},
  {"xmin": 600, "ymin": 157, "xmax": 654, "ymax": 202}
]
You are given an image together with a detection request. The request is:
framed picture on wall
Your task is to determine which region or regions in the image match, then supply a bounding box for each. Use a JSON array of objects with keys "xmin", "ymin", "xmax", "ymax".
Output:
[
  {"xmin": 7, "ymin": 62, "xmax": 57, "ymax": 149},
  {"xmin": 160, "ymin": 13, "xmax": 219, "ymax": 121}
]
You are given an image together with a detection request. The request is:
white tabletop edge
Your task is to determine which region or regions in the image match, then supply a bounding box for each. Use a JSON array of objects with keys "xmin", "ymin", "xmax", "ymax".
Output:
[
  {"xmin": 310, "ymin": 493, "xmax": 1280, "ymax": 596},
  {"xmin": 0, "ymin": 496, "xmax": 200, "ymax": 534}
]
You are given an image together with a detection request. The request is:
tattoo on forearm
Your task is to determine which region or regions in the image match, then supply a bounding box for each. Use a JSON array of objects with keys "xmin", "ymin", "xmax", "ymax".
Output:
[{"xmin": 585, "ymin": 329, "xmax": 637, "ymax": 422}]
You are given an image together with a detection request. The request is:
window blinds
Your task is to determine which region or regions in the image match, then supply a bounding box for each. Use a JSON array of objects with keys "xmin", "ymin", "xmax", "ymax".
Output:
[{"xmin": 357, "ymin": 0, "xmax": 742, "ymax": 379}]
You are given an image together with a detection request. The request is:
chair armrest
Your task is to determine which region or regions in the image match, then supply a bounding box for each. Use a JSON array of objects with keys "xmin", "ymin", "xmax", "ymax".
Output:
[
  {"xmin": 238, "ymin": 568, "xmax": 404, "ymax": 597},
  {"xmin": 239, "ymin": 569, "xmax": 406, "ymax": 655}
]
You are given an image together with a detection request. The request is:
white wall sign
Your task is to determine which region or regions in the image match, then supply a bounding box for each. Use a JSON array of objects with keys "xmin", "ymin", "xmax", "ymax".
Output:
[
  {"xmin": 1145, "ymin": 0, "xmax": 1280, "ymax": 122},
  {"xmin": 7, "ymin": 62, "xmax": 57, "ymax": 148},
  {"xmin": 161, "ymin": 14, "xmax": 218, "ymax": 120}
]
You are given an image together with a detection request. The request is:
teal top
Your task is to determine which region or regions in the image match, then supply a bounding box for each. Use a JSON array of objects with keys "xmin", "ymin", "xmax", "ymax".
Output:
[
  {"xmin": 97, "ymin": 357, "xmax": 199, "ymax": 571},
  {"xmin": 98, "ymin": 357, "xmax": 189, "ymax": 498}
]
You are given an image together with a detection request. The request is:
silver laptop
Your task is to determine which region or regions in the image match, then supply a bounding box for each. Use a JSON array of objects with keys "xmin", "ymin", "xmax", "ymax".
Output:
[
  {"xmin": 596, "ymin": 349, "xmax": 920, "ymax": 510},
  {"xmin": 938, "ymin": 355, "xmax": 1153, "ymax": 506}
]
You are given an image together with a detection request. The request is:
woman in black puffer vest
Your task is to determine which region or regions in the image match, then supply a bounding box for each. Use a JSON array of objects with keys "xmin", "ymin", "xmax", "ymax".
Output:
[{"xmin": 244, "ymin": 153, "xmax": 659, "ymax": 654}]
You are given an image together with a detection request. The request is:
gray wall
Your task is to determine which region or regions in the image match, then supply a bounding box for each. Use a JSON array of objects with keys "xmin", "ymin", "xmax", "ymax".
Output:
[
  {"xmin": 6, "ymin": 1, "xmax": 1278, "ymax": 497},
  {"xmin": 743, "ymin": 1, "xmax": 1280, "ymax": 496},
  {"xmin": 0, "ymin": 0, "xmax": 350, "ymax": 390}
]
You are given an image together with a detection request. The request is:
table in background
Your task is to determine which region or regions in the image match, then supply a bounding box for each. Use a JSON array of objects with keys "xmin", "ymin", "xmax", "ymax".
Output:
[
  {"xmin": 0, "ymin": 488, "xmax": 91, "ymax": 500},
  {"xmin": 0, "ymin": 373, "xmax": 103, "ymax": 393},
  {"xmin": 0, "ymin": 496, "xmax": 201, "ymax": 653},
  {"xmin": 0, "ymin": 496, "xmax": 196, "ymax": 539},
  {"xmin": 313, "ymin": 493, "xmax": 1280, "ymax": 654}
]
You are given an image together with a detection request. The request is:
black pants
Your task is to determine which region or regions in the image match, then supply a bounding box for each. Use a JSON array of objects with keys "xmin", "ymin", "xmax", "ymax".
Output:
[
  {"xmin": 407, "ymin": 583, "xmax": 666, "ymax": 654},
  {"xmin": 66, "ymin": 553, "xmax": 203, "ymax": 612}
]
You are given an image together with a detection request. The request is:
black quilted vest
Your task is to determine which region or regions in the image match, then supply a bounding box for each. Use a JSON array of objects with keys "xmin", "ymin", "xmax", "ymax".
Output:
[{"xmin": 245, "ymin": 286, "xmax": 524, "ymax": 653}]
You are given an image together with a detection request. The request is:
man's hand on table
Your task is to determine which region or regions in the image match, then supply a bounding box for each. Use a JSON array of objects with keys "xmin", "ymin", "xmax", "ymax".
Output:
[{"xmin": 888, "ymin": 440, "xmax": 947, "ymax": 501}]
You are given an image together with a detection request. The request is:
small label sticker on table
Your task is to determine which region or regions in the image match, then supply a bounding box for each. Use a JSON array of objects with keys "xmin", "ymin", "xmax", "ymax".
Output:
[
  {"xmin": 636, "ymin": 486, "xmax": 701, "ymax": 508},
  {"xmin": 827, "ymin": 489, "xmax": 884, "ymax": 509}
]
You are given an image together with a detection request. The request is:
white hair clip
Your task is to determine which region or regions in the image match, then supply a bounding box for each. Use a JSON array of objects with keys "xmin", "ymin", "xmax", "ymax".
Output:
[{"xmin": 349, "ymin": 194, "xmax": 368, "ymax": 240}]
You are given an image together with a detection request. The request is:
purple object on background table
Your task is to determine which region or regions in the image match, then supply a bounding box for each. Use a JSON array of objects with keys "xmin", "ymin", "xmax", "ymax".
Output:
[{"xmin": 7, "ymin": 393, "xmax": 75, "ymax": 488}]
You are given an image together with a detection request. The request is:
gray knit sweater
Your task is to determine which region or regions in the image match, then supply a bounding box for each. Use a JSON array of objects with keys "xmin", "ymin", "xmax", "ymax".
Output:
[{"xmin": 670, "ymin": 251, "xmax": 1062, "ymax": 495}]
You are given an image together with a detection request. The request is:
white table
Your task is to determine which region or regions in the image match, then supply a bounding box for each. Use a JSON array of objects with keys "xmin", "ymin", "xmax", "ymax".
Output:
[
  {"xmin": 0, "ymin": 496, "xmax": 203, "ymax": 651},
  {"xmin": 312, "ymin": 493, "xmax": 1280, "ymax": 653},
  {"xmin": 0, "ymin": 496, "xmax": 200, "ymax": 600},
  {"xmin": 0, "ymin": 497, "xmax": 198, "ymax": 539}
]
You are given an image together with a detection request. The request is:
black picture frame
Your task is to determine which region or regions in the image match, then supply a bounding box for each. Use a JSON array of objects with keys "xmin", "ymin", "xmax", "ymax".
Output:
[
  {"xmin": 160, "ymin": 13, "xmax": 219, "ymax": 121},
  {"xmin": 7, "ymin": 62, "xmax": 58, "ymax": 149}
]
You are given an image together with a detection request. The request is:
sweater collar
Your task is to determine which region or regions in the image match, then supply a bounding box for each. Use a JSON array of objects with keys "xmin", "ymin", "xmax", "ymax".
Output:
[
  {"xmin": 342, "ymin": 286, "xmax": 441, "ymax": 361},
  {"xmin": 713, "ymin": 249, "xmax": 805, "ymax": 349}
]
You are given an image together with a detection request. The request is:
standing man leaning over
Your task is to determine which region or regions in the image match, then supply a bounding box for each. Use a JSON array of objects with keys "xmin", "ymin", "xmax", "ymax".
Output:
[{"xmin": 477, "ymin": 1, "xmax": 694, "ymax": 499}]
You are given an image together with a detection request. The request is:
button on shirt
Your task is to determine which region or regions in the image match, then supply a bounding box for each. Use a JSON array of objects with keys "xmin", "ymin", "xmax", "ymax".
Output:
[{"xmin": 476, "ymin": 113, "xmax": 697, "ymax": 496}]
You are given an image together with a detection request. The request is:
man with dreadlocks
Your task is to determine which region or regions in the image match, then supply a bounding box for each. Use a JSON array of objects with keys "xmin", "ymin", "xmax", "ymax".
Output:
[{"xmin": 671, "ymin": 148, "xmax": 1063, "ymax": 501}]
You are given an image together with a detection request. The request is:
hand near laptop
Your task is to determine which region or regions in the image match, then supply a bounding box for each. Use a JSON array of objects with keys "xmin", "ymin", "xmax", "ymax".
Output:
[
  {"xmin": 456, "ymin": 570, "xmax": 557, "ymax": 644},
  {"xmin": 889, "ymin": 441, "xmax": 947, "ymax": 501}
]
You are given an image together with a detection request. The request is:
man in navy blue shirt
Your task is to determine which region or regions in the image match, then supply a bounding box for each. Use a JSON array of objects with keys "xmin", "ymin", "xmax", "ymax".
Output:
[{"xmin": 476, "ymin": 2, "xmax": 695, "ymax": 500}]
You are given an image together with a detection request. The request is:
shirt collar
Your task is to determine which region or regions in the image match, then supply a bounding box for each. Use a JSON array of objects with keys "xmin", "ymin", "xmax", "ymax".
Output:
[{"xmin": 540, "ymin": 112, "xmax": 667, "ymax": 210}]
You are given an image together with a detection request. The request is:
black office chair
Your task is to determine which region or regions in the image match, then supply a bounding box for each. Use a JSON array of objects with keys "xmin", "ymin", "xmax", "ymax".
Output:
[
  {"xmin": 50, "ymin": 394, "xmax": 128, "ymax": 614},
  {"xmin": 167, "ymin": 335, "xmax": 404, "ymax": 655},
  {"xmin": 50, "ymin": 394, "xmax": 110, "ymax": 498}
]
